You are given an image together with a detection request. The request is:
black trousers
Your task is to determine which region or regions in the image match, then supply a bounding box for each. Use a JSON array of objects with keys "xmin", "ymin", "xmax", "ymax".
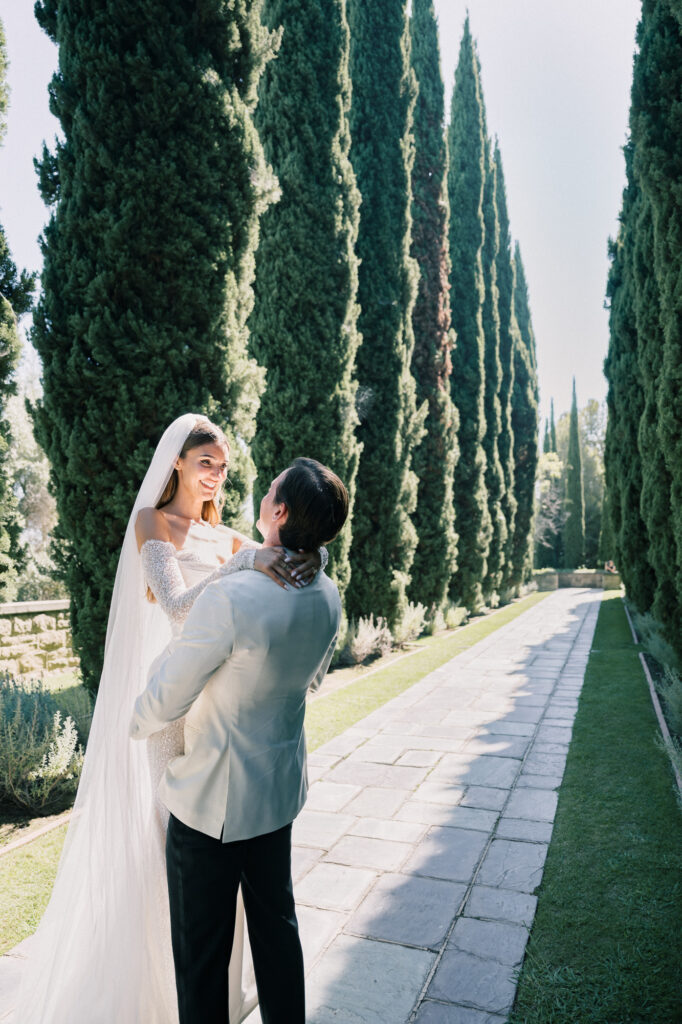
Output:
[{"xmin": 166, "ymin": 814, "xmax": 305, "ymax": 1024}]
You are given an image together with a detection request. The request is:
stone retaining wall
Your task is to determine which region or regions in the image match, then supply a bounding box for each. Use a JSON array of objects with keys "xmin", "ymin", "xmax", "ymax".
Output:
[
  {"xmin": 535, "ymin": 571, "xmax": 622, "ymax": 592},
  {"xmin": 0, "ymin": 599, "xmax": 77, "ymax": 676}
]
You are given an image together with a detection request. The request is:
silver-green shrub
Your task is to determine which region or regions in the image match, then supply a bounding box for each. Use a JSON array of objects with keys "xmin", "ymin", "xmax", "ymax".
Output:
[{"xmin": 0, "ymin": 676, "xmax": 83, "ymax": 814}]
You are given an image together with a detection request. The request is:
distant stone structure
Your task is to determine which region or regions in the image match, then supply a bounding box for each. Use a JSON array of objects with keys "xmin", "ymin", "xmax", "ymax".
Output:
[
  {"xmin": 535, "ymin": 571, "xmax": 622, "ymax": 592},
  {"xmin": 0, "ymin": 599, "xmax": 77, "ymax": 676}
]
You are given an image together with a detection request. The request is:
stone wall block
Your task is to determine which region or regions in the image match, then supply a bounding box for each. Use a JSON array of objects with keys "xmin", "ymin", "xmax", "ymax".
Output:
[
  {"xmin": 32, "ymin": 614, "xmax": 57, "ymax": 632},
  {"xmin": 12, "ymin": 617, "xmax": 33, "ymax": 634},
  {"xmin": 0, "ymin": 619, "xmax": 11, "ymax": 637}
]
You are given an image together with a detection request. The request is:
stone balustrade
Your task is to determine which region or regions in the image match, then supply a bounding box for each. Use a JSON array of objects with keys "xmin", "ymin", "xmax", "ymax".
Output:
[
  {"xmin": 534, "ymin": 571, "xmax": 622, "ymax": 592},
  {"xmin": 0, "ymin": 599, "xmax": 78, "ymax": 677}
]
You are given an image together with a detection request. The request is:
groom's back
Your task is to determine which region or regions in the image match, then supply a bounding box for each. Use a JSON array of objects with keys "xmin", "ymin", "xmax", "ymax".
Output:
[{"xmin": 168, "ymin": 569, "xmax": 341, "ymax": 843}]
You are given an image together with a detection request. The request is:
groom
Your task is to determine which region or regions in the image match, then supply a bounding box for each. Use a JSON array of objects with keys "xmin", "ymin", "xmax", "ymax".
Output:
[{"xmin": 130, "ymin": 457, "xmax": 347, "ymax": 1024}]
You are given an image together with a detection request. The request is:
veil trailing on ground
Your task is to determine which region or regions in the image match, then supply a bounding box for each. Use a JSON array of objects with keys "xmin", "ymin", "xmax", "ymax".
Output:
[{"xmin": 16, "ymin": 414, "xmax": 199, "ymax": 1024}]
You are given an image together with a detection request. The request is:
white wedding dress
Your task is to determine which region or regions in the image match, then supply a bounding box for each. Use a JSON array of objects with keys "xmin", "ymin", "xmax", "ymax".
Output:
[{"xmin": 13, "ymin": 414, "xmax": 258, "ymax": 1024}]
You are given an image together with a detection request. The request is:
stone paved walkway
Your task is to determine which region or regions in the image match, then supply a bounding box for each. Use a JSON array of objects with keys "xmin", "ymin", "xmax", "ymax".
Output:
[
  {"xmin": 248, "ymin": 587, "xmax": 602, "ymax": 1023},
  {"xmin": 0, "ymin": 588, "xmax": 602, "ymax": 1023}
]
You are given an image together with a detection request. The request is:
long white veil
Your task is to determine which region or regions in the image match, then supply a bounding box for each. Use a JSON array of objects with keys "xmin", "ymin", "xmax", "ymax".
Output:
[{"xmin": 16, "ymin": 413, "xmax": 199, "ymax": 1024}]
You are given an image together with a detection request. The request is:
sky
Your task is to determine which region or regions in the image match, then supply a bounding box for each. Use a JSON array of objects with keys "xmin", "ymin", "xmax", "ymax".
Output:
[{"xmin": 0, "ymin": 0, "xmax": 641, "ymax": 427}]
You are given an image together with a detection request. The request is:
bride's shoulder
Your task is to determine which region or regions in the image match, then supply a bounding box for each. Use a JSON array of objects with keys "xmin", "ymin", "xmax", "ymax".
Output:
[{"xmin": 135, "ymin": 507, "xmax": 172, "ymax": 551}]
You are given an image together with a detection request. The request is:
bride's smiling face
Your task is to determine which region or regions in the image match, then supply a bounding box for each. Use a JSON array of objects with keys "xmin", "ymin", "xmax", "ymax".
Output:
[{"xmin": 175, "ymin": 442, "xmax": 229, "ymax": 504}]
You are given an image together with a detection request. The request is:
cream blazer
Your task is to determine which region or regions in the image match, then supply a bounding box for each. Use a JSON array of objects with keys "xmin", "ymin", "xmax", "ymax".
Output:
[{"xmin": 130, "ymin": 569, "xmax": 341, "ymax": 842}]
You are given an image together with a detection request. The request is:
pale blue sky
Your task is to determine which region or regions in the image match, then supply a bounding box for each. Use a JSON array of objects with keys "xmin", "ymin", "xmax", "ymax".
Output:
[{"xmin": 0, "ymin": 0, "xmax": 640, "ymax": 428}]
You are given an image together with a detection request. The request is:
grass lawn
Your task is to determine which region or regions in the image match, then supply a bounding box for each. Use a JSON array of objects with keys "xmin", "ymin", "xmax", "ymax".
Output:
[
  {"xmin": 510, "ymin": 593, "xmax": 682, "ymax": 1024},
  {"xmin": 0, "ymin": 589, "xmax": 548, "ymax": 955},
  {"xmin": 0, "ymin": 823, "xmax": 68, "ymax": 955}
]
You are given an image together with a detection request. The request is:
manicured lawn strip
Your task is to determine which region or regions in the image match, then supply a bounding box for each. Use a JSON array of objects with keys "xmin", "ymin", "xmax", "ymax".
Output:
[
  {"xmin": 510, "ymin": 593, "xmax": 682, "ymax": 1024},
  {"xmin": 306, "ymin": 590, "xmax": 549, "ymax": 751},
  {"xmin": 0, "ymin": 823, "xmax": 68, "ymax": 955}
]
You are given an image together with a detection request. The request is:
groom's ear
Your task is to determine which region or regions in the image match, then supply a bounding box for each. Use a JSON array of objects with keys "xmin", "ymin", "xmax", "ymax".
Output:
[{"xmin": 272, "ymin": 500, "xmax": 288, "ymax": 525}]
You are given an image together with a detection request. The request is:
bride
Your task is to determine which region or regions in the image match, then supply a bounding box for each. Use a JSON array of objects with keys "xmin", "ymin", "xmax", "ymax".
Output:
[{"xmin": 15, "ymin": 413, "xmax": 322, "ymax": 1023}]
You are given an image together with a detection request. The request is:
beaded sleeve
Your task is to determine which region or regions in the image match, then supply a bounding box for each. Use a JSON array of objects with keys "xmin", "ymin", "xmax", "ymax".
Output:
[{"xmin": 140, "ymin": 540, "xmax": 256, "ymax": 627}]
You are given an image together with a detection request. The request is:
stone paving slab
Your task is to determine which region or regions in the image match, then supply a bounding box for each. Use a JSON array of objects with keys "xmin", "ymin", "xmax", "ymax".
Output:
[{"xmin": 1, "ymin": 588, "xmax": 602, "ymax": 1024}]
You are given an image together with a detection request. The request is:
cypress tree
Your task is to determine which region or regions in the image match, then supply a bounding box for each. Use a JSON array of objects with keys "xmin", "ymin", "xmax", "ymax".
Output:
[
  {"xmin": 493, "ymin": 142, "xmax": 517, "ymax": 594},
  {"xmin": 510, "ymin": 243, "xmax": 539, "ymax": 585},
  {"xmin": 447, "ymin": 18, "xmax": 491, "ymax": 611},
  {"xmin": 480, "ymin": 141, "xmax": 507, "ymax": 599},
  {"xmin": 542, "ymin": 419, "xmax": 550, "ymax": 454},
  {"xmin": 631, "ymin": 0, "xmax": 682, "ymax": 641},
  {"xmin": 345, "ymin": 0, "xmax": 426, "ymax": 628},
  {"xmin": 549, "ymin": 398, "xmax": 557, "ymax": 452},
  {"xmin": 32, "ymin": 0, "xmax": 276, "ymax": 693},
  {"xmin": 602, "ymin": 148, "xmax": 654, "ymax": 611},
  {"xmin": 407, "ymin": 0, "xmax": 458, "ymax": 616},
  {"xmin": 250, "ymin": 0, "xmax": 361, "ymax": 599},
  {"xmin": 0, "ymin": 18, "xmax": 33, "ymax": 598},
  {"xmin": 564, "ymin": 379, "xmax": 585, "ymax": 568},
  {"xmin": 634, "ymin": 196, "xmax": 677, "ymax": 630}
]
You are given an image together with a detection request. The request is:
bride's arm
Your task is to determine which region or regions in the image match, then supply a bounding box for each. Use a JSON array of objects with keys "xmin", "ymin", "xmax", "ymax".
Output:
[
  {"xmin": 230, "ymin": 526, "xmax": 328, "ymax": 584},
  {"xmin": 140, "ymin": 540, "xmax": 257, "ymax": 626}
]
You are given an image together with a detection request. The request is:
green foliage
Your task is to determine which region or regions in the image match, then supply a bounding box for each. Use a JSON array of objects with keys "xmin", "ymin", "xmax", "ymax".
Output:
[
  {"xmin": 0, "ymin": 21, "xmax": 34, "ymax": 602},
  {"xmin": 603, "ymin": 148, "xmax": 653, "ymax": 608},
  {"xmin": 510, "ymin": 245, "xmax": 539, "ymax": 584},
  {"xmin": 407, "ymin": 0, "xmax": 458, "ymax": 618},
  {"xmin": 250, "ymin": 0, "xmax": 361, "ymax": 598},
  {"xmin": 0, "ymin": 299, "xmax": 24, "ymax": 599},
  {"xmin": 630, "ymin": 0, "xmax": 682, "ymax": 648},
  {"xmin": 534, "ymin": 452, "xmax": 565, "ymax": 569},
  {"xmin": 633, "ymin": 200, "xmax": 677, "ymax": 631},
  {"xmin": 480, "ymin": 142, "xmax": 506, "ymax": 598},
  {"xmin": 494, "ymin": 145, "xmax": 517, "ymax": 593},
  {"xmin": 31, "ymin": 0, "xmax": 277, "ymax": 693},
  {"xmin": 556, "ymin": 399, "xmax": 606, "ymax": 568},
  {"xmin": 446, "ymin": 18, "xmax": 491, "ymax": 611},
  {"xmin": 0, "ymin": 676, "xmax": 83, "ymax": 814},
  {"xmin": 345, "ymin": 0, "xmax": 426, "ymax": 628},
  {"xmin": 563, "ymin": 380, "xmax": 585, "ymax": 568}
]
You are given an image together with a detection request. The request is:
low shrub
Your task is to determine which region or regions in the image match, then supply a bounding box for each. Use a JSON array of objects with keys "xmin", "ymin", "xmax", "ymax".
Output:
[
  {"xmin": 339, "ymin": 615, "xmax": 393, "ymax": 666},
  {"xmin": 0, "ymin": 675, "xmax": 83, "ymax": 815},
  {"xmin": 631, "ymin": 609, "xmax": 680, "ymax": 671},
  {"xmin": 445, "ymin": 603, "xmax": 468, "ymax": 630},
  {"xmin": 392, "ymin": 601, "xmax": 427, "ymax": 647},
  {"xmin": 657, "ymin": 665, "xmax": 682, "ymax": 738}
]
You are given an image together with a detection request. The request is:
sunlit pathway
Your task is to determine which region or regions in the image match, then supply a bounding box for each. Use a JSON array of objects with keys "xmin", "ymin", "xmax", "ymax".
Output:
[
  {"xmin": 0, "ymin": 588, "xmax": 601, "ymax": 1023},
  {"xmin": 248, "ymin": 587, "xmax": 602, "ymax": 1024}
]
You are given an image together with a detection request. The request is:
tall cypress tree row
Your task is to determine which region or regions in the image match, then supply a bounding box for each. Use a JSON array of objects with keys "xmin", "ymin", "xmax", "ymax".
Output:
[
  {"xmin": 634, "ymin": 194, "xmax": 678, "ymax": 631},
  {"xmin": 563, "ymin": 379, "xmax": 585, "ymax": 568},
  {"xmin": 493, "ymin": 143, "xmax": 517, "ymax": 594},
  {"xmin": 407, "ymin": 0, "xmax": 458, "ymax": 616},
  {"xmin": 480, "ymin": 142, "xmax": 507, "ymax": 598},
  {"xmin": 32, "ymin": 0, "xmax": 276, "ymax": 693},
  {"xmin": 250, "ymin": 0, "xmax": 360, "ymax": 598},
  {"xmin": 602, "ymin": 150, "xmax": 653, "ymax": 612},
  {"xmin": 345, "ymin": 0, "xmax": 425, "ymax": 628},
  {"xmin": 447, "ymin": 18, "xmax": 491, "ymax": 611},
  {"xmin": 510, "ymin": 243, "xmax": 538, "ymax": 585},
  {"xmin": 632, "ymin": 0, "xmax": 682, "ymax": 643},
  {"xmin": 0, "ymin": 18, "xmax": 33, "ymax": 598}
]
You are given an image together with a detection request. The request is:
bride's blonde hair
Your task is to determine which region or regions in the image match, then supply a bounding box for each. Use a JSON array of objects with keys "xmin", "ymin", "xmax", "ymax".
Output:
[{"xmin": 156, "ymin": 417, "xmax": 230, "ymax": 526}]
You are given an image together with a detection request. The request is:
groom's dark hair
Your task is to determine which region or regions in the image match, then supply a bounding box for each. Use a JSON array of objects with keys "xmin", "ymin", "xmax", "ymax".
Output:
[{"xmin": 275, "ymin": 458, "xmax": 349, "ymax": 552}]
